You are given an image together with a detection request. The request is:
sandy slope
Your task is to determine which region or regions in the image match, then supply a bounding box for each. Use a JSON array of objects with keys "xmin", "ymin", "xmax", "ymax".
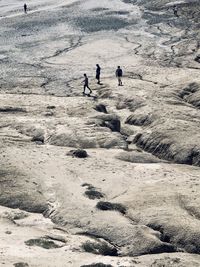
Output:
[{"xmin": 0, "ymin": 0, "xmax": 200, "ymax": 266}]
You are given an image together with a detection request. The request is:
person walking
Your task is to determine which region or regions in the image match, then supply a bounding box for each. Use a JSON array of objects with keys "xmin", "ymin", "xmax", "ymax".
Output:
[
  {"xmin": 116, "ymin": 66, "xmax": 123, "ymax": 86},
  {"xmin": 173, "ymin": 5, "xmax": 178, "ymax": 17},
  {"xmin": 96, "ymin": 64, "xmax": 101, "ymax": 84},
  {"xmin": 82, "ymin": 74, "xmax": 92, "ymax": 95},
  {"xmin": 24, "ymin": 3, "xmax": 27, "ymax": 14}
]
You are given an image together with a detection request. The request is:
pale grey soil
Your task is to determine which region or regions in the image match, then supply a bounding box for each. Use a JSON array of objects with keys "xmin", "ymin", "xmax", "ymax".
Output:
[{"xmin": 0, "ymin": 0, "xmax": 200, "ymax": 266}]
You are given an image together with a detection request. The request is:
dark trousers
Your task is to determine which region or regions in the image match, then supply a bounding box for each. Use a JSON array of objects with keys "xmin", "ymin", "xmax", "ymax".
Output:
[
  {"xmin": 96, "ymin": 74, "xmax": 100, "ymax": 84},
  {"xmin": 174, "ymin": 10, "xmax": 178, "ymax": 17},
  {"xmin": 83, "ymin": 84, "xmax": 92, "ymax": 94}
]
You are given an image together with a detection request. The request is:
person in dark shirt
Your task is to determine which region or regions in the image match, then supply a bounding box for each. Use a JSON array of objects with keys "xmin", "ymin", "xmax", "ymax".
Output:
[
  {"xmin": 116, "ymin": 66, "xmax": 123, "ymax": 86},
  {"xmin": 173, "ymin": 5, "xmax": 178, "ymax": 17},
  {"xmin": 82, "ymin": 74, "xmax": 92, "ymax": 95},
  {"xmin": 24, "ymin": 3, "xmax": 28, "ymax": 14},
  {"xmin": 96, "ymin": 64, "xmax": 101, "ymax": 84}
]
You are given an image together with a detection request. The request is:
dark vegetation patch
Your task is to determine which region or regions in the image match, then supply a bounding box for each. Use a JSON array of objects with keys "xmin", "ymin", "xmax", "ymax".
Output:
[
  {"xmin": 14, "ymin": 263, "xmax": 29, "ymax": 267},
  {"xmin": 25, "ymin": 238, "xmax": 62, "ymax": 249},
  {"xmin": 0, "ymin": 107, "xmax": 26, "ymax": 113},
  {"xmin": 96, "ymin": 201, "xmax": 126, "ymax": 214},
  {"xmin": 94, "ymin": 104, "xmax": 107, "ymax": 114},
  {"xmin": 82, "ymin": 240, "xmax": 118, "ymax": 256},
  {"xmin": 91, "ymin": 8, "xmax": 109, "ymax": 12},
  {"xmin": 80, "ymin": 264, "xmax": 113, "ymax": 267},
  {"xmin": 122, "ymin": 0, "xmax": 137, "ymax": 4},
  {"xmin": 75, "ymin": 16, "xmax": 130, "ymax": 32},
  {"xmin": 82, "ymin": 183, "xmax": 104, "ymax": 200},
  {"xmin": 67, "ymin": 149, "xmax": 88, "ymax": 158},
  {"xmin": 106, "ymin": 10, "xmax": 129, "ymax": 15},
  {"xmin": 85, "ymin": 190, "xmax": 104, "ymax": 200}
]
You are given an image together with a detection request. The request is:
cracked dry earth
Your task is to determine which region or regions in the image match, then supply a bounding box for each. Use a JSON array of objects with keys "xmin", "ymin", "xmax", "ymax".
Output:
[{"xmin": 0, "ymin": 0, "xmax": 200, "ymax": 266}]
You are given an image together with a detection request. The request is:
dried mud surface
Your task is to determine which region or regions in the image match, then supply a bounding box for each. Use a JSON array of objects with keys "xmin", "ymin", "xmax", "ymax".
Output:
[{"xmin": 0, "ymin": 0, "xmax": 200, "ymax": 266}]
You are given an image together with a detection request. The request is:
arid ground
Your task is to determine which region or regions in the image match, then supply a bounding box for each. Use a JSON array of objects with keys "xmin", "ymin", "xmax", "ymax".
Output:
[{"xmin": 0, "ymin": 0, "xmax": 200, "ymax": 266}]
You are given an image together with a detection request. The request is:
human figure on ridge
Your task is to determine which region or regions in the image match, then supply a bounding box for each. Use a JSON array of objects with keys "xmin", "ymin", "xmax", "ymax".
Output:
[
  {"xmin": 96, "ymin": 64, "xmax": 101, "ymax": 84},
  {"xmin": 82, "ymin": 74, "xmax": 92, "ymax": 96},
  {"xmin": 173, "ymin": 5, "xmax": 178, "ymax": 17},
  {"xmin": 116, "ymin": 66, "xmax": 123, "ymax": 86},
  {"xmin": 24, "ymin": 3, "xmax": 28, "ymax": 14}
]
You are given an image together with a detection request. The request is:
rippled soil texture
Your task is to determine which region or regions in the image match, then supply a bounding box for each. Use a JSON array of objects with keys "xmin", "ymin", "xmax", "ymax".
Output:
[{"xmin": 0, "ymin": 0, "xmax": 200, "ymax": 266}]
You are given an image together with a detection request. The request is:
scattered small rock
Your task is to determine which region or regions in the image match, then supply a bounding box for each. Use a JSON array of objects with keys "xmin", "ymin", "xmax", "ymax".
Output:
[
  {"xmin": 67, "ymin": 149, "xmax": 88, "ymax": 158},
  {"xmin": 47, "ymin": 105, "xmax": 56, "ymax": 109},
  {"xmin": 82, "ymin": 183, "xmax": 93, "ymax": 188},
  {"xmin": 5, "ymin": 231, "xmax": 12, "ymax": 234},
  {"xmin": 82, "ymin": 183, "xmax": 92, "ymax": 188}
]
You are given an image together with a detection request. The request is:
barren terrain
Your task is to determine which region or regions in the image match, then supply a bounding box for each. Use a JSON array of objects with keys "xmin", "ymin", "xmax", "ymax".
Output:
[{"xmin": 0, "ymin": 0, "xmax": 200, "ymax": 266}]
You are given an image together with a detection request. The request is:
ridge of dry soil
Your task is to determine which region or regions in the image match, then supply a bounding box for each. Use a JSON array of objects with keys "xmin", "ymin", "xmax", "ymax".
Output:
[{"xmin": 0, "ymin": 0, "xmax": 200, "ymax": 266}]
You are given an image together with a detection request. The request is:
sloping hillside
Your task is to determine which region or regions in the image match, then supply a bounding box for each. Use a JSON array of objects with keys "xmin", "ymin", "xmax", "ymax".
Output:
[{"xmin": 0, "ymin": 0, "xmax": 200, "ymax": 266}]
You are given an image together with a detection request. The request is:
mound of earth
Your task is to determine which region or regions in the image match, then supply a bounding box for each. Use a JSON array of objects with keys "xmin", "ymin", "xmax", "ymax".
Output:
[{"xmin": 0, "ymin": 0, "xmax": 200, "ymax": 266}]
